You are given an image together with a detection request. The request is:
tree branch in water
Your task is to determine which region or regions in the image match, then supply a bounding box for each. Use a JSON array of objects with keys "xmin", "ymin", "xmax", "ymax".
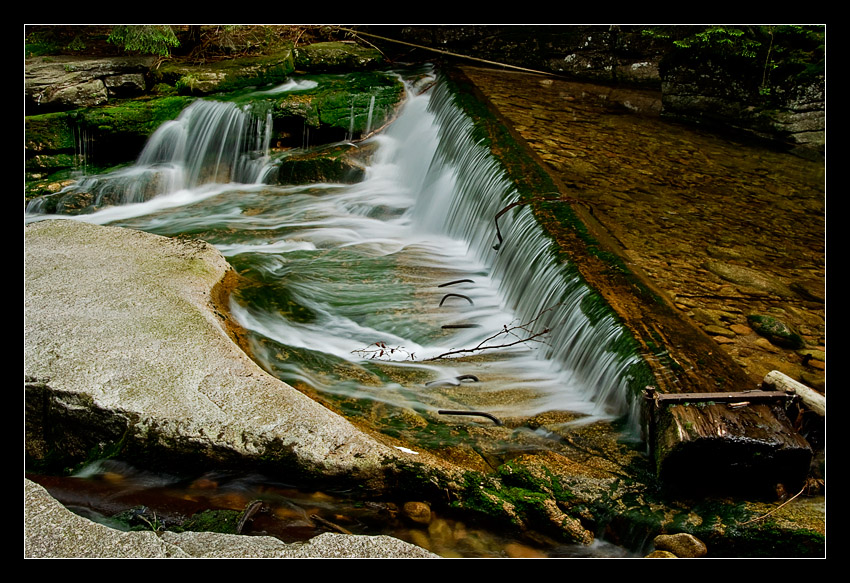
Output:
[{"xmin": 352, "ymin": 304, "xmax": 560, "ymax": 362}]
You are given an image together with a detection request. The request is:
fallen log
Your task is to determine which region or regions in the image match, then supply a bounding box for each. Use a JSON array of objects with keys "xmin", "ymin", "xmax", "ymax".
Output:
[
  {"xmin": 762, "ymin": 370, "xmax": 825, "ymax": 417},
  {"xmin": 644, "ymin": 385, "xmax": 813, "ymax": 496}
]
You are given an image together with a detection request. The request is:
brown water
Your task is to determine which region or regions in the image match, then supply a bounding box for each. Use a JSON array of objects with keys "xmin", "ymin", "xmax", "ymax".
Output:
[{"xmin": 28, "ymin": 462, "xmax": 635, "ymax": 558}]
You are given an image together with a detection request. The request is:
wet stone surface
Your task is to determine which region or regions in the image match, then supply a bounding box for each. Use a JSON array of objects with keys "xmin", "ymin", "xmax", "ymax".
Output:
[{"xmin": 461, "ymin": 67, "xmax": 825, "ymax": 393}]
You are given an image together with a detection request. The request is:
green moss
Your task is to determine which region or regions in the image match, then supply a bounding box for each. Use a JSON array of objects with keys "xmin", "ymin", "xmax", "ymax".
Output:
[
  {"xmin": 153, "ymin": 50, "xmax": 296, "ymax": 95},
  {"xmin": 76, "ymin": 96, "xmax": 193, "ymax": 137},
  {"xmin": 721, "ymin": 522, "xmax": 825, "ymax": 558},
  {"xmin": 500, "ymin": 460, "xmax": 576, "ymax": 503},
  {"xmin": 236, "ymin": 284, "xmax": 317, "ymax": 324},
  {"xmin": 25, "ymin": 96, "xmax": 193, "ymax": 178},
  {"xmin": 179, "ymin": 509, "xmax": 242, "ymax": 534},
  {"xmin": 288, "ymin": 72, "xmax": 403, "ymax": 133},
  {"xmin": 746, "ymin": 314, "xmax": 804, "ymax": 349},
  {"xmin": 294, "ymin": 41, "xmax": 385, "ymax": 72}
]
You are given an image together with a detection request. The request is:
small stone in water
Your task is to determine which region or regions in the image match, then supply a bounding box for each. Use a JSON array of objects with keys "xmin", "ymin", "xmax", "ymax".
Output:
[{"xmin": 403, "ymin": 501, "xmax": 432, "ymax": 525}]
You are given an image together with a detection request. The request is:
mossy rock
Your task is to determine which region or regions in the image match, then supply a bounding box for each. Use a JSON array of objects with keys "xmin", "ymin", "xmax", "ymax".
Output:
[
  {"xmin": 294, "ymin": 41, "xmax": 385, "ymax": 72},
  {"xmin": 180, "ymin": 509, "xmax": 242, "ymax": 534},
  {"xmin": 270, "ymin": 142, "xmax": 371, "ymax": 185},
  {"xmin": 746, "ymin": 314, "xmax": 804, "ymax": 349},
  {"xmin": 153, "ymin": 49, "xmax": 297, "ymax": 95},
  {"xmin": 25, "ymin": 96, "xmax": 194, "ymax": 171},
  {"xmin": 25, "ymin": 111, "xmax": 79, "ymax": 153},
  {"xmin": 75, "ymin": 96, "xmax": 193, "ymax": 139},
  {"xmin": 274, "ymin": 72, "xmax": 404, "ymax": 135}
]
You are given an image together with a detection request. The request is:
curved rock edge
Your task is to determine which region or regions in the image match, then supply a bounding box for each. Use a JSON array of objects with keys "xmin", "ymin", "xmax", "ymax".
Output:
[
  {"xmin": 24, "ymin": 218, "xmax": 444, "ymax": 557},
  {"xmin": 24, "ymin": 478, "xmax": 436, "ymax": 558}
]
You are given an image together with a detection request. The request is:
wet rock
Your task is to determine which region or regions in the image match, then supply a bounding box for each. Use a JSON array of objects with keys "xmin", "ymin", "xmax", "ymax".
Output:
[
  {"xmin": 790, "ymin": 282, "xmax": 825, "ymax": 303},
  {"xmin": 24, "ymin": 220, "xmax": 407, "ymax": 485},
  {"xmin": 747, "ymin": 314, "xmax": 805, "ymax": 349},
  {"xmin": 541, "ymin": 499, "xmax": 594, "ymax": 545},
  {"xmin": 797, "ymin": 348, "xmax": 825, "ymax": 362},
  {"xmin": 270, "ymin": 143, "xmax": 370, "ymax": 186},
  {"xmin": 294, "ymin": 41, "xmax": 385, "ymax": 72},
  {"xmin": 26, "ymin": 55, "xmax": 156, "ymax": 113},
  {"xmin": 703, "ymin": 260, "xmax": 795, "ymax": 298},
  {"xmin": 652, "ymin": 533, "xmax": 708, "ymax": 558},
  {"xmin": 753, "ymin": 337, "xmax": 783, "ymax": 353},
  {"xmin": 704, "ymin": 325, "xmax": 735, "ymax": 338},
  {"xmin": 403, "ymin": 501, "xmax": 432, "ymax": 525},
  {"xmin": 645, "ymin": 550, "xmax": 678, "ymax": 558},
  {"xmin": 730, "ymin": 324, "xmax": 753, "ymax": 335}
]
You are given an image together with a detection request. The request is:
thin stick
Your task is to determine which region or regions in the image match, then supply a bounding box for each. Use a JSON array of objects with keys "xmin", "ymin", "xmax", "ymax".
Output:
[
  {"xmin": 426, "ymin": 327, "xmax": 550, "ymax": 360},
  {"xmin": 337, "ymin": 28, "xmax": 556, "ymax": 77},
  {"xmin": 438, "ymin": 410, "xmax": 503, "ymax": 426},
  {"xmin": 739, "ymin": 484, "xmax": 808, "ymax": 525},
  {"xmin": 237, "ymin": 500, "xmax": 263, "ymax": 534},
  {"xmin": 311, "ymin": 514, "xmax": 353, "ymax": 535}
]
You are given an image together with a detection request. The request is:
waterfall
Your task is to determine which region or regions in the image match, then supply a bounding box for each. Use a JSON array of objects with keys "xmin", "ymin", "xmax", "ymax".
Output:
[
  {"xmin": 365, "ymin": 95, "xmax": 376, "ymax": 135},
  {"xmin": 25, "ymin": 71, "xmax": 646, "ymax": 435},
  {"xmin": 27, "ymin": 99, "xmax": 273, "ymax": 214},
  {"xmin": 411, "ymin": 81, "xmax": 643, "ymax": 427},
  {"xmin": 137, "ymin": 99, "xmax": 272, "ymax": 188},
  {"xmin": 73, "ymin": 123, "xmax": 93, "ymax": 175}
]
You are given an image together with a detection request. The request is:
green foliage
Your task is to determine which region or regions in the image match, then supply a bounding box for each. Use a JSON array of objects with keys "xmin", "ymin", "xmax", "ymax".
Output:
[
  {"xmin": 657, "ymin": 25, "xmax": 824, "ymax": 96},
  {"xmin": 108, "ymin": 25, "xmax": 180, "ymax": 57},
  {"xmin": 25, "ymin": 30, "xmax": 63, "ymax": 57},
  {"xmin": 672, "ymin": 26, "xmax": 761, "ymax": 58}
]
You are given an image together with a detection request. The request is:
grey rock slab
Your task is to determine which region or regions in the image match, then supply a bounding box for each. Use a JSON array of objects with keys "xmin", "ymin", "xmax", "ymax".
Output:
[
  {"xmin": 25, "ymin": 478, "xmax": 186, "ymax": 558},
  {"xmin": 159, "ymin": 530, "xmax": 438, "ymax": 558},
  {"xmin": 25, "ymin": 479, "xmax": 436, "ymax": 558},
  {"xmin": 24, "ymin": 219, "xmax": 410, "ymax": 481}
]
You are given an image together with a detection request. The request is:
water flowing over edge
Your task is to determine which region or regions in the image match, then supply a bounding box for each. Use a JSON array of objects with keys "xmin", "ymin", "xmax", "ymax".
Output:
[
  {"xmin": 412, "ymin": 80, "xmax": 645, "ymax": 432},
  {"xmin": 24, "ymin": 70, "xmax": 647, "ymax": 436}
]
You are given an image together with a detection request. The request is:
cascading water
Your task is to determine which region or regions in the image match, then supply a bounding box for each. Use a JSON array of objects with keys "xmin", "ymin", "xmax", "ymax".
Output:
[
  {"xmin": 26, "ymin": 99, "xmax": 273, "ymax": 215},
  {"xmin": 409, "ymin": 81, "xmax": 644, "ymax": 430},
  {"xmin": 25, "ymin": 70, "xmax": 645, "ymax": 444}
]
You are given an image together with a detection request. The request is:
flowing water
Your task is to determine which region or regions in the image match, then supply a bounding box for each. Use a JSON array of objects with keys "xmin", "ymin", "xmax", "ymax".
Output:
[{"xmin": 26, "ymin": 69, "xmax": 648, "ymax": 556}]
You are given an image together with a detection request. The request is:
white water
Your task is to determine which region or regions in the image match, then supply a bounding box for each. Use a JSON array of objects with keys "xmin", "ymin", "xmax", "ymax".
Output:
[
  {"xmin": 25, "ymin": 73, "xmax": 644, "ymax": 435},
  {"xmin": 26, "ymin": 99, "xmax": 274, "ymax": 215}
]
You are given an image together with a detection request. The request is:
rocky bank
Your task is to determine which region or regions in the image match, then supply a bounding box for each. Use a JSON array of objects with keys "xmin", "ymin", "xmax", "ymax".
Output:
[{"xmin": 23, "ymin": 219, "xmax": 455, "ymax": 557}]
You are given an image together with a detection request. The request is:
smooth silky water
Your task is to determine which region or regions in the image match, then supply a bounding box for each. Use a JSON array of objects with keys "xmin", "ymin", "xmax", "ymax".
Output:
[{"xmin": 26, "ymin": 70, "xmax": 645, "ymax": 557}]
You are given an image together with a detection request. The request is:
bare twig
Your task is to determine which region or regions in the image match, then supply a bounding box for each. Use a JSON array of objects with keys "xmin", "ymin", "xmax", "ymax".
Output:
[
  {"xmin": 353, "ymin": 304, "xmax": 561, "ymax": 362},
  {"xmin": 426, "ymin": 326, "xmax": 550, "ymax": 360},
  {"xmin": 439, "ymin": 293, "xmax": 474, "ymax": 307},
  {"xmin": 492, "ymin": 195, "xmax": 582, "ymax": 250},
  {"xmin": 438, "ymin": 279, "xmax": 475, "ymax": 288},
  {"xmin": 311, "ymin": 513, "xmax": 353, "ymax": 535},
  {"xmin": 739, "ymin": 483, "xmax": 808, "ymax": 525},
  {"xmin": 427, "ymin": 303, "xmax": 562, "ymax": 360},
  {"xmin": 237, "ymin": 500, "xmax": 263, "ymax": 534},
  {"xmin": 352, "ymin": 341, "xmax": 416, "ymax": 361}
]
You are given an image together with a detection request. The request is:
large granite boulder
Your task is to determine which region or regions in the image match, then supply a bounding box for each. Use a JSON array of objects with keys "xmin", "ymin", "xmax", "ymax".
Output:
[{"xmin": 24, "ymin": 219, "xmax": 425, "ymax": 485}]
